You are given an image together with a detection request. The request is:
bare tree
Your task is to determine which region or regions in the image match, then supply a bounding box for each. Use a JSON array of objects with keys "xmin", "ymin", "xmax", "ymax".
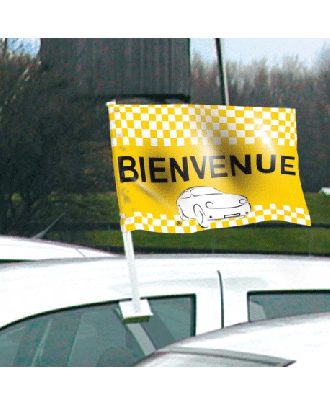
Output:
[
  {"xmin": 191, "ymin": 50, "xmax": 330, "ymax": 191},
  {"xmin": 0, "ymin": 43, "xmax": 113, "ymax": 234}
]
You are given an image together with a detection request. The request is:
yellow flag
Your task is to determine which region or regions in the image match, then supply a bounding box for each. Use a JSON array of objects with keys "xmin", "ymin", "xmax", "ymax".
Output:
[{"xmin": 107, "ymin": 103, "xmax": 311, "ymax": 233}]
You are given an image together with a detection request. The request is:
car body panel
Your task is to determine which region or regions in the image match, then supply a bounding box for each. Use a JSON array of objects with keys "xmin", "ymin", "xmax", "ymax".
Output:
[
  {"xmin": 136, "ymin": 312, "xmax": 330, "ymax": 366},
  {"xmin": 0, "ymin": 236, "xmax": 117, "ymax": 261}
]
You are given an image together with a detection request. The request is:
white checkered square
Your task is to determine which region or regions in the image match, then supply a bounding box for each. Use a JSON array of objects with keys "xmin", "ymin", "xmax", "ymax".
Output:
[
  {"xmin": 119, "ymin": 203, "xmax": 310, "ymax": 233},
  {"xmin": 108, "ymin": 104, "xmax": 298, "ymax": 149}
]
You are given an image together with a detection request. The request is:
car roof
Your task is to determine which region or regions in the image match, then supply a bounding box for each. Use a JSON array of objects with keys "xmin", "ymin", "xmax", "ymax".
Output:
[
  {"xmin": 166, "ymin": 312, "xmax": 330, "ymax": 364},
  {"xmin": 0, "ymin": 254, "xmax": 221, "ymax": 329},
  {"xmin": 0, "ymin": 235, "xmax": 117, "ymax": 261}
]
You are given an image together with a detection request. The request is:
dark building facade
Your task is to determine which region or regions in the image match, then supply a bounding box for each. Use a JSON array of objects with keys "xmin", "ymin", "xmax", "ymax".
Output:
[{"xmin": 40, "ymin": 38, "xmax": 190, "ymax": 102}]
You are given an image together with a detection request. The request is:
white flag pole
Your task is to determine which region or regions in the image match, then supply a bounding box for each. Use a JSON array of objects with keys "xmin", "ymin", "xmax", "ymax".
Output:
[
  {"xmin": 107, "ymin": 100, "xmax": 152, "ymax": 322},
  {"xmin": 120, "ymin": 227, "xmax": 153, "ymax": 323},
  {"xmin": 122, "ymin": 230, "xmax": 141, "ymax": 313}
]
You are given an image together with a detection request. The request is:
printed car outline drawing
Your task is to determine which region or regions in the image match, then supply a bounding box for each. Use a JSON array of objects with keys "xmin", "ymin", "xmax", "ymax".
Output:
[{"xmin": 177, "ymin": 186, "xmax": 251, "ymax": 228}]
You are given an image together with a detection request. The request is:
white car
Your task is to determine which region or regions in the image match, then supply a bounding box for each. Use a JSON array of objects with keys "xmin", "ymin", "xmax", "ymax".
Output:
[
  {"xmin": 0, "ymin": 235, "xmax": 117, "ymax": 261},
  {"xmin": 0, "ymin": 254, "xmax": 330, "ymax": 366},
  {"xmin": 135, "ymin": 312, "xmax": 330, "ymax": 367},
  {"xmin": 0, "ymin": 255, "xmax": 222, "ymax": 367},
  {"xmin": 177, "ymin": 186, "xmax": 251, "ymax": 228}
]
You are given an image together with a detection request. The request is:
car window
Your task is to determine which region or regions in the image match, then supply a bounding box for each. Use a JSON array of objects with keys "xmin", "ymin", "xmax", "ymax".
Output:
[
  {"xmin": 179, "ymin": 190, "xmax": 191, "ymax": 199},
  {"xmin": 248, "ymin": 290, "xmax": 330, "ymax": 322},
  {"xmin": 191, "ymin": 187, "xmax": 221, "ymax": 196},
  {"xmin": 0, "ymin": 295, "xmax": 195, "ymax": 367},
  {"xmin": 140, "ymin": 296, "xmax": 195, "ymax": 348}
]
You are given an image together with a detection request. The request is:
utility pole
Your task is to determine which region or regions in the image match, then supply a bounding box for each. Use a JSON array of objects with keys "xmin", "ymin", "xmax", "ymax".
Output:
[
  {"xmin": 212, "ymin": 39, "xmax": 230, "ymax": 254},
  {"xmin": 215, "ymin": 38, "xmax": 230, "ymax": 105},
  {"xmin": 1, "ymin": 38, "xmax": 8, "ymax": 57}
]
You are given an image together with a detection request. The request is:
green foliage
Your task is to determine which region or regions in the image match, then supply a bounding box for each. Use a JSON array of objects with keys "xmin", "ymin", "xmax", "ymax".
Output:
[
  {"xmin": 49, "ymin": 223, "xmax": 330, "ymax": 256},
  {"xmin": 45, "ymin": 192, "xmax": 330, "ymax": 256},
  {"xmin": 28, "ymin": 192, "xmax": 119, "ymax": 237},
  {"xmin": 305, "ymin": 193, "xmax": 330, "ymax": 224}
]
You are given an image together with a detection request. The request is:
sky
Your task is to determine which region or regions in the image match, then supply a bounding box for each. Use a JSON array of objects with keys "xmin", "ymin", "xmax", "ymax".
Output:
[{"xmin": 191, "ymin": 38, "xmax": 330, "ymax": 67}]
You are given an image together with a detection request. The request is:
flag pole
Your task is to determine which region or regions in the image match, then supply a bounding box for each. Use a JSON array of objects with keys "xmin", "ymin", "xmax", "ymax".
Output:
[
  {"xmin": 120, "ymin": 228, "xmax": 153, "ymax": 323},
  {"xmin": 122, "ymin": 230, "xmax": 141, "ymax": 313},
  {"xmin": 107, "ymin": 100, "xmax": 153, "ymax": 323}
]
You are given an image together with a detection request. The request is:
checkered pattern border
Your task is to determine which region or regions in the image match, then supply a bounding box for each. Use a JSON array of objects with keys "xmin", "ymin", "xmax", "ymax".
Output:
[
  {"xmin": 108, "ymin": 104, "xmax": 297, "ymax": 148},
  {"xmin": 120, "ymin": 204, "xmax": 311, "ymax": 233}
]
